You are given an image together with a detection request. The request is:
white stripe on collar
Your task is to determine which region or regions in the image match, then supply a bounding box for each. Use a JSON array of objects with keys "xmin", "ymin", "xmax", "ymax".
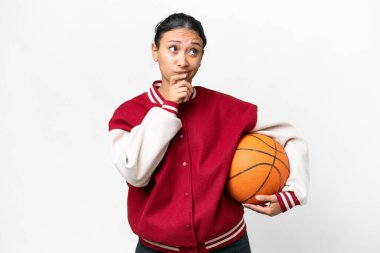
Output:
[
  {"xmin": 151, "ymin": 85, "xmax": 164, "ymax": 105},
  {"xmin": 147, "ymin": 89, "xmax": 155, "ymax": 104},
  {"xmin": 191, "ymin": 86, "xmax": 197, "ymax": 99}
]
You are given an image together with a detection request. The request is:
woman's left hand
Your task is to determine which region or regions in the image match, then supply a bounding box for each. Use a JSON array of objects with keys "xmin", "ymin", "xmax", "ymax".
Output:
[{"xmin": 243, "ymin": 194, "xmax": 282, "ymax": 217}]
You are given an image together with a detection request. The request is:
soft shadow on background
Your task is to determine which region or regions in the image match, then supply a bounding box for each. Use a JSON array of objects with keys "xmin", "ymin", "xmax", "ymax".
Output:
[{"xmin": 1, "ymin": 0, "xmax": 379, "ymax": 252}]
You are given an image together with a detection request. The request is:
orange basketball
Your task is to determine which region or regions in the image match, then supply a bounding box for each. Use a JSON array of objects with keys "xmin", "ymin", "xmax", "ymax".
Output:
[{"xmin": 227, "ymin": 133, "xmax": 290, "ymax": 205}]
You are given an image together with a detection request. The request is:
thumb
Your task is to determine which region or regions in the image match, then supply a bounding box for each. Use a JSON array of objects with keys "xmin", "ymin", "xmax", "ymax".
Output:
[{"xmin": 256, "ymin": 194, "xmax": 277, "ymax": 202}]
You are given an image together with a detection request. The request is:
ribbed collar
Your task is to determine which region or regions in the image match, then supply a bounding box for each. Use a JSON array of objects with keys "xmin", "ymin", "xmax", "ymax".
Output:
[{"xmin": 147, "ymin": 80, "xmax": 197, "ymax": 105}]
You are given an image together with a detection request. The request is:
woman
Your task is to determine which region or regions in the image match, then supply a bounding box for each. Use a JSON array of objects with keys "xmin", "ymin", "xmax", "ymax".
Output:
[{"xmin": 109, "ymin": 13, "xmax": 309, "ymax": 253}]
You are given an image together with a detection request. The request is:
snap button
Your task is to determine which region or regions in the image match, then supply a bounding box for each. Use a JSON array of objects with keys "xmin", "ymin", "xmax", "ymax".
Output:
[
  {"xmin": 185, "ymin": 224, "xmax": 191, "ymax": 230},
  {"xmin": 182, "ymin": 162, "xmax": 187, "ymax": 167},
  {"xmin": 184, "ymin": 192, "xmax": 189, "ymax": 198},
  {"xmin": 179, "ymin": 134, "xmax": 184, "ymax": 139}
]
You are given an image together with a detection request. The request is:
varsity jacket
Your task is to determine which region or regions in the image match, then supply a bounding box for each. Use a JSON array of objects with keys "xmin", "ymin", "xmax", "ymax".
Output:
[{"xmin": 108, "ymin": 80, "xmax": 310, "ymax": 253}]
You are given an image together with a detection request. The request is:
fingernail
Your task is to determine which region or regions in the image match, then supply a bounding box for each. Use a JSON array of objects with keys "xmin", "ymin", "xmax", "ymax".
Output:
[
  {"xmin": 256, "ymin": 196, "xmax": 262, "ymax": 200},
  {"xmin": 183, "ymin": 74, "xmax": 187, "ymax": 77}
]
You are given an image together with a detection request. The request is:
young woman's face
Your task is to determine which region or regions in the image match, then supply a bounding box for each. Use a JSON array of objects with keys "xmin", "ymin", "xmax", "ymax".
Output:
[{"xmin": 152, "ymin": 28, "xmax": 204, "ymax": 85}]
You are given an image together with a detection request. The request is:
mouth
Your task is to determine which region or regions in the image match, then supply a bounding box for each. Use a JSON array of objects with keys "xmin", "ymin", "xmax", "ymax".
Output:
[{"xmin": 174, "ymin": 71, "xmax": 190, "ymax": 75}]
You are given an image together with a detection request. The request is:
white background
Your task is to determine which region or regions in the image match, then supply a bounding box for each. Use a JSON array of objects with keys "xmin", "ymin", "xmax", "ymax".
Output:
[{"xmin": 1, "ymin": 0, "xmax": 379, "ymax": 252}]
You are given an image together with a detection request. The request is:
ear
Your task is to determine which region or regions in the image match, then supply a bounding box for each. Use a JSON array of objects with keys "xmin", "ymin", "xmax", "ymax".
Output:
[{"xmin": 152, "ymin": 42, "xmax": 158, "ymax": 62}]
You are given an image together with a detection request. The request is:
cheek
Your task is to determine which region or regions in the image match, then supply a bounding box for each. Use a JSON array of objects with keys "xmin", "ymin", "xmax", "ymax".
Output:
[
  {"xmin": 159, "ymin": 53, "xmax": 174, "ymax": 66},
  {"xmin": 191, "ymin": 58, "xmax": 202, "ymax": 69},
  {"xmin": 191, "ymin": 68, "xmax": 199, "ymax": 77}
]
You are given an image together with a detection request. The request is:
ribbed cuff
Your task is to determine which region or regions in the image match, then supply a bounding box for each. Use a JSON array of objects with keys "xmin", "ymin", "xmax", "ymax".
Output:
[
  {"xmin": 275, "ymin": 192, "xmax": 301, "ymax": 212},
  {"xmin": 161, "ymin": 100, "xmax": 179, "ymax": 115}
]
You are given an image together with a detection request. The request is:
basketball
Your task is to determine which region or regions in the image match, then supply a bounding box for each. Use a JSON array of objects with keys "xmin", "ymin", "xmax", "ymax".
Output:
[{"xmin": 227, "ymin": 133, "xmax": 290, "ymax": 205}]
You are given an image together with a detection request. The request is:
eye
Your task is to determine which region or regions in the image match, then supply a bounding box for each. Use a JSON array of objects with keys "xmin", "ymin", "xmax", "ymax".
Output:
[
  {"xmin": 189, "ymin": 48, "xmax": 198, "ymax": 56},
  {"xmin": 169, "ymin": 46, "xmax": 177, "ymax": 52}
]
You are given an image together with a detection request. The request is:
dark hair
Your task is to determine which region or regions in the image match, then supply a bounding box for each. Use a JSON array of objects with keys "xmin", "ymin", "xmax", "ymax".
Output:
[{"xmin": 154, "ymin": 13, "xmax": 207, "ymax": 50}]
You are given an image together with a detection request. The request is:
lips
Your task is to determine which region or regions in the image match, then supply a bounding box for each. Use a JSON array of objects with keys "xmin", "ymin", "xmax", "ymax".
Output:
[{"xmin": 174, "ymin": 71, "xmax": 190, "ymax": 75}]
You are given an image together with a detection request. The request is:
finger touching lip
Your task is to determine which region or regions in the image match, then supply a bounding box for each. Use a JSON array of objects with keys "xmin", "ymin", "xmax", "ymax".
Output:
[
  {"xmin": 174, "ymin": 71, "xmax": 190, "ymax": 75},
  {"xmin": 170, "ymin": 73, "xmax": 189, "ymax": 84}
]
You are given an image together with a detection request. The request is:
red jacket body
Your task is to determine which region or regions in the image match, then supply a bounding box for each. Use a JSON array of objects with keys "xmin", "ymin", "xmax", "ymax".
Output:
[{"xmin": 109, "ymin": 81, "xmax": 257, "ymax": 252}]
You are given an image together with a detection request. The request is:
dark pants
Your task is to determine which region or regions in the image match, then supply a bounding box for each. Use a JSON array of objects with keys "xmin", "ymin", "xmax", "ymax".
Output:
[{"xmin": 135, "ymin": 231, "xmax": 251, "ymax": 253}]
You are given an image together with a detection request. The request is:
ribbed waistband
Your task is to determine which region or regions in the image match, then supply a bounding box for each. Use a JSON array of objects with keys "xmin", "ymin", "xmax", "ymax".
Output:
[{"xmin": 140, "ymin": 217, "xmax": 246, "ymax": 253}]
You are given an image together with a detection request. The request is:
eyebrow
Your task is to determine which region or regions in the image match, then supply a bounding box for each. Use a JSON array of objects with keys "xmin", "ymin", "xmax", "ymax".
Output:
[{"xmin": 168, "ymin": 40, "xmax": 202, "ymax": 47}]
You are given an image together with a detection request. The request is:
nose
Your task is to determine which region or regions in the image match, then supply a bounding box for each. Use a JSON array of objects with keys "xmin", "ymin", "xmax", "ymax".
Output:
[{"xmin": 177, "ymin": 52, "xmax": 189, "ymax": 67}]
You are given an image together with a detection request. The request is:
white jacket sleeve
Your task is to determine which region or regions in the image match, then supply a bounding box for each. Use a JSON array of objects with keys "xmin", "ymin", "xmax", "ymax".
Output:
[
  {"xmin": 251, "ymin": 109, "xmax": 310, "ymax": 210},
  {"xmin": 109, "ymin": 107, "xmax": 182, "ymax": 187}
]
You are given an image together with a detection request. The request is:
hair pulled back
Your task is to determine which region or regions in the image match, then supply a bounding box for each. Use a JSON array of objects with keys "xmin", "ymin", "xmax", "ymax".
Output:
[{"xmin": 154, "ymin": 13, "xmax": 207, "ymax": 50}]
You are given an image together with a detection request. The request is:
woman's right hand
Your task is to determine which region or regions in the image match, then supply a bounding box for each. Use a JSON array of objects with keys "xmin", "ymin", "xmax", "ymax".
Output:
[{"xmin": 167, "ymin": 73, "xmax": 194, "ymax": 104}]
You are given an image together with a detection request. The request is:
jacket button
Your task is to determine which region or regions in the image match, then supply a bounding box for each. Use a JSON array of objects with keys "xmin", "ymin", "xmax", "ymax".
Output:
[
  {"xmin": 179, "ymin": 134, "xmax": 184, "ymax": 139},
  {"xmin": 185, "ymin": 224, "xmax": 191, "ymax": 230},
  {"xmin": 182, "ymin": 162, "xmax": 187, "ymax": 167},
  {"xmin": 184, "ymin": 192, "xmax": 189, "ymax": 198}
]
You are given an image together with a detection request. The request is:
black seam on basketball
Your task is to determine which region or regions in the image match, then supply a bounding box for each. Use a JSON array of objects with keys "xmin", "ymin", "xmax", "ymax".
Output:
[
  {"xmin": 275, "ymin": 164, "xmax": 282, "ymax": 192},
  {"xmin": 247, "ymin": 134, "xmax": 276, "ymax": 149},
  {"xmin": 228, "ymin": 162, "xmax": 273, "ymax": 180},
  {"xmin": 276, "ymin": 153, "xmax": 290, "ymax": 173},
  {"xmin": 228, "ymin": 163, "xmax": 282, "ymax": 180},
  {"xmin": 246, "ymin": 134, "xmax": 286, "ymax": 154},
  {"xmin": 241, "ymin": 164, "xmax": 282, "ymax": 203},
  {"xmin": 237, "ymin": 148, "xmax": 290, "ymax": 172},
  {"xmin": 241, "ymin": 138, "xmax": 278, "ymax": 203}
]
